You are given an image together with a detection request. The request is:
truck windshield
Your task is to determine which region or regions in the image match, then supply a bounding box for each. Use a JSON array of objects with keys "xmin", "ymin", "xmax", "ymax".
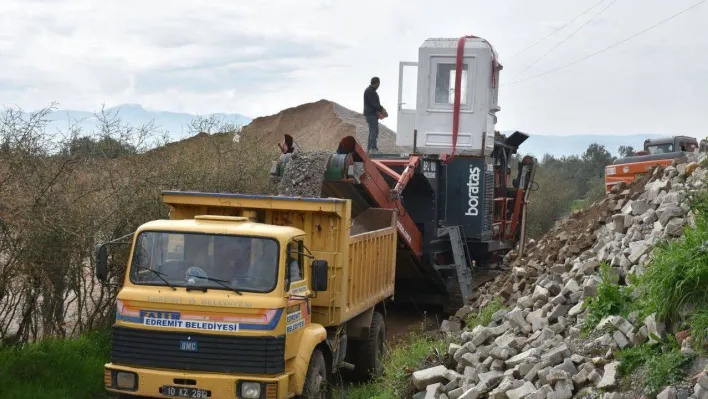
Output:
[
  {"xmin": 129, "ymin": 231, "xmax": 279, "ymax": 293},
  {"xmin": 647, "ymin": 143, "xmax": 673, "ymax": 154}
]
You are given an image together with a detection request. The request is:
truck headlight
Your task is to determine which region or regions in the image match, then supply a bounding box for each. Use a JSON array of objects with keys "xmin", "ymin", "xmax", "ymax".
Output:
[
  {"xmin": 115, "ymin": 371, "xmax": 137, "ymax": 390},
  {"xmin": 239, "ymin": 381, "xmax": 262, "ymax": 398}
]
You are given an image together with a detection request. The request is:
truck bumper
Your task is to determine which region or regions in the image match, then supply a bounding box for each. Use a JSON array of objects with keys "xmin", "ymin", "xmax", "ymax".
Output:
[{"xmin": 104, "ymin": 363, "xmax": 289, "ymax": 399}]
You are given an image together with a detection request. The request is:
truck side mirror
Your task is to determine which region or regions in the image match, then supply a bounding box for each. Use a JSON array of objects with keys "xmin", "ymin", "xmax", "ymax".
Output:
[
  {"xmin": 95, "ymin": 244, "xmax": 108, "ymax": 282},
  {"xmin": 311, "ymin": 260, "xmax": 328, "ymax": 291}
]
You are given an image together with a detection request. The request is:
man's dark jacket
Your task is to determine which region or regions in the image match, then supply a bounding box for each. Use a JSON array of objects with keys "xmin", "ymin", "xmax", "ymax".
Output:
[{"xmin": 363, "ymin": 85, "xmax": 383, "ymax": 116}]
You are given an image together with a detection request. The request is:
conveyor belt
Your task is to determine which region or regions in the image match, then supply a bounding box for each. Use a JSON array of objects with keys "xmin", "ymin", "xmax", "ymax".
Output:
[{"xmin": 273, "ymin": 136, "xmax": 453, "ymax": 309}]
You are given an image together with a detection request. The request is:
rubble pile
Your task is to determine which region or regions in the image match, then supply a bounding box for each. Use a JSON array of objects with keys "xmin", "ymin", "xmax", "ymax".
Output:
[
  {"xmin": 254, "ymin": 100, "xmax": 407, "ymax": 198},
  {"xmin": 276, "ymin": 150, "xmax": 332, "ymax": 197},
  {"xmin": 415, "ymin": 155, "xmax": 708, "ymax": 399}
]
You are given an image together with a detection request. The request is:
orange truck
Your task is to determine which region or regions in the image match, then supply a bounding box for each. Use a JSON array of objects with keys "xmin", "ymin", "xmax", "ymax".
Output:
[{"xmin": 605, "ymin": 136, "xmax": 699, "ymax": 193}]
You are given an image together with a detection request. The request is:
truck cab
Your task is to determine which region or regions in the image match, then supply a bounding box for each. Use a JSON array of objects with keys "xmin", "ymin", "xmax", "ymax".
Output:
[
  {"xmin": 98, "ymin": 192, "xmax": 397, "ymax": 399},
  {"xmin": 641, "ymin": 136, "xmax": 698, "ymax": 155}
]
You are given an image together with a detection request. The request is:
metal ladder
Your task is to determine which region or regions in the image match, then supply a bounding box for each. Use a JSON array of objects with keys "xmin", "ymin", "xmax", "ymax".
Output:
[{"xmin": 436, "ymin": 226, "xmax": 473, "ymax": 305}]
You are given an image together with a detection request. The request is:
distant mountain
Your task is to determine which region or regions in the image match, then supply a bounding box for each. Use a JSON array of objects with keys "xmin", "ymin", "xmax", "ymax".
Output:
[
  {"xmin": 45, "ymin": 104, "xmax": 252, "ymax": 141},
  {"xmin": 41, "ymin": 104, "xmax": 671, "ymax": 158},
  {"xmin": 508, "ymin": 133, "xmax": 666, "ymax": 158}
]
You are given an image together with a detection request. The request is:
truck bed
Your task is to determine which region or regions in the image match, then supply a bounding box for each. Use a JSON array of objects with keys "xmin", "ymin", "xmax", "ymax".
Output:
[{"xmin": 343, "ymin": 209, "xmax": 397, "ymax": 323}]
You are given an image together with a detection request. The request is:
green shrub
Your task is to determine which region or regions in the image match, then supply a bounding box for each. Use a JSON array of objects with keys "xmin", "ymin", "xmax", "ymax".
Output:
[
  {"xmin": 525, "ymin": 143, "xmax": 612, "ymax": 238},
  {"xmin": 582, "ymin": 263, "xmax": 633, "ymax": 332}
]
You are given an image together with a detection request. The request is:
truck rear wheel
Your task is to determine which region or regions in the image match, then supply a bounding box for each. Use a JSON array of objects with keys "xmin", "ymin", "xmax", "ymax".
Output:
[
  {"xmin": 351, "ymin": 311, "xmax": 386, "ymax": 380},
  {"xmin": 299, "ymin": 348, "xmax": 331, "ymax": 399}
]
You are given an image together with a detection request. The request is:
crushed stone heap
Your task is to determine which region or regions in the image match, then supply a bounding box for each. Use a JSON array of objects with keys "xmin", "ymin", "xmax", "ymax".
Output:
[
  {"xmin": 412, "ymin": 154, "xmax": 708, "ymax": 399},
  {"xmin": 241, "ymin": 99, "xmax": 404, "ymax": 154},
  {"xmin": 276, "ymin": 151, "xmax": 332, "ymax": 198}
]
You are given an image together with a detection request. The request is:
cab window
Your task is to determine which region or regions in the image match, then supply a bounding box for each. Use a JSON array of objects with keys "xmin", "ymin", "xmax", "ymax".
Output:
[
  {"xmin": 684, "ymin": 142, "xmax": 697, "ymax": 152},
  {"xmin": 434, "ymin": 62, "xmax": 469, "ymax": 105},
  {"xmin": 286, "ymin": 240, "xmax": 304, "ymax": 290},
  {"xmin": 647, "ymin": 143, "xmax": 673, "ymax": 154}
]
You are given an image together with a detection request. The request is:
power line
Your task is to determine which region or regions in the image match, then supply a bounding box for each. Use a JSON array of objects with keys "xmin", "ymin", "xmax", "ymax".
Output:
[
  {"xmin": 505, "ymin": 0, "xmax": 707, "ymax": 86},
  {"xmin": 510, "ymin": 0, "xmax": 618, "ymax": 81},
  {"xmin": 506, "ymin": 0, "xmax": 608, "ymax": 60}
]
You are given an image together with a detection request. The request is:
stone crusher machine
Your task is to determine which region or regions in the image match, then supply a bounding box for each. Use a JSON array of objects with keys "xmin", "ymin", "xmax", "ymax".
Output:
[{"xmin": 273, "ymin": 36, "xmax": 537, "ymax": 311}]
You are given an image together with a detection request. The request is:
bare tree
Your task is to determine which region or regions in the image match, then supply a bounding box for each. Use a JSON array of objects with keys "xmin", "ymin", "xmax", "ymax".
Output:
[{"xmin": 0, "ymin": 104, "xmax": 274, "ymax": 345}]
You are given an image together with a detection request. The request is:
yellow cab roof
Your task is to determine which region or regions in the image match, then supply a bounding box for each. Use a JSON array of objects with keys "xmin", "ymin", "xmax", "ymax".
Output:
[{"xmin": 136, "ymin": 217, "xmax": 305, "ymax": 241}]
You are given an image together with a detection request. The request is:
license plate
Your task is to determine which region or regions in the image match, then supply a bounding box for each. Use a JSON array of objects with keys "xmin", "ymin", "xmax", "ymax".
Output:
[{"xmin": 161, "ymin": 385, "xmax": 209, "ymax": 398}]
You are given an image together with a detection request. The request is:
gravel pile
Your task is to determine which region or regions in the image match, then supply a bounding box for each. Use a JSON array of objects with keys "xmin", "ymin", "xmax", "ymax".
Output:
[
  {"xmin": 242, "ymin": 99, "xmax": 405, "ymax": 155},
  {"xmin": 276, "ymin": 150, "xmax": 332, "ymax": 198},
  {"xmin": 411, "ymin": 153, "xmax": 708, "ymax": 399}
]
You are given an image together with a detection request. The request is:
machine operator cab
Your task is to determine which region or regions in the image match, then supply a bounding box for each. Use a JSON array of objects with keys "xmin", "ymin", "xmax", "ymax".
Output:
[
  {"xmin": 643, "ymin": 136, "xmax": 698, "ymax": 155},
  {"xmin": 396, "ymin": 37, "xmax": 501, "ymax": 156},
  {"xmin": 394, "ymin": 36, "xmax": 534, "ymax": 246}
]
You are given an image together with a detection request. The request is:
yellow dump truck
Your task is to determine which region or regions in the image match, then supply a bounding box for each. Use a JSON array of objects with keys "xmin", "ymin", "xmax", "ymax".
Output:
[{"xmin": 96, "ymin": 191, "xmax": 397, "ymax": 399}]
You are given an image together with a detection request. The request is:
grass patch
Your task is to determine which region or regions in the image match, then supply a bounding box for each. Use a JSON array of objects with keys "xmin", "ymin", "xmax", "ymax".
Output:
[
  {"xmin": 340, "ymin": 301, "xmax": 506, "ymax": 397},
  {"xmin": 571, "ymin": 199, "xmax": 586, "ymax": 212},
  {"xmin": 0, "ymin": 330, "xmax": 111, "ymax": 399},
  {"xmin": 645, "ymin": 347, "xmax": 695, "ymax": 394},
  {"xmin": 595, "ymin": 192, "xmax": 708, "ymax": 392},
  {"xmin": 582, "ymin": 263, "xmax": 633, "ymax": 333},
  {"xmin": 616, "ymin": 344, "xmax": 659, "ymax": 375},
  {"xmin": 465, "ymin": 298, "xmax": 506, "ymax": 330},
  {"xmin": 616, "ymin": 340, "xmax": 695, "ymax": 395},
  {"xmin": 339, "ymin": 323, "xmax": 447, "ymax": 399},
  {"xmin": 638, "ymin": 192, "xmax": 708, "ymax": 322},
  {"xmin": 691, "ymin": 309, "xmax": 708, "ymax": 350},
  {"xmin": 633, "ymin": 189, "xmax": 708, "ymax": 355}
]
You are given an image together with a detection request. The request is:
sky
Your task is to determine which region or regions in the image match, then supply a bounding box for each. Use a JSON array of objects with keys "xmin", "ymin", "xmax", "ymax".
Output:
[{"xmin": 1, "ymin": 0, "xmax": 707, "ymax": 137}]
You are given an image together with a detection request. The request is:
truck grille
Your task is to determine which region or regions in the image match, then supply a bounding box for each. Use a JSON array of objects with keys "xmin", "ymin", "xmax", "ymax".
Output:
[{"xmin": 111, "ymin": 326, "xmax": 285, "ymax": 374}]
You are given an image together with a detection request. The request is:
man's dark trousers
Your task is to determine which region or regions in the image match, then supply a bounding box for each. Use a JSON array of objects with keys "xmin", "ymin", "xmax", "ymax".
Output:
[{"xmin": 365, "ymin": 114, "xmax": 379, "ymax": 152}]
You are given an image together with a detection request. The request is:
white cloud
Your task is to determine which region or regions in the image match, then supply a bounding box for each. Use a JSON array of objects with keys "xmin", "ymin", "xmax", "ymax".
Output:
[{"xmin": 0, "ymin": 0, "xmax": 707, "ymax": 137}]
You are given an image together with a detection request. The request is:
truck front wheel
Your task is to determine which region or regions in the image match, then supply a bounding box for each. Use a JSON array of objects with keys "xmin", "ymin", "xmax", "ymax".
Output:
[{"xmin": 299, "ymin": 348, "xmax": 331, "ymax": 399}]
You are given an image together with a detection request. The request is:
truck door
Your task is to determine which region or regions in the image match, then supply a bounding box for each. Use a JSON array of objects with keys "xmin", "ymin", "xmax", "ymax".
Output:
[
  {"xmin": 284, "ymin": 240, "xmax": 310, "ymax": 360},
  {"xmin": 285, "ymin": 240, "xmax": 305, "ymax": 292}
]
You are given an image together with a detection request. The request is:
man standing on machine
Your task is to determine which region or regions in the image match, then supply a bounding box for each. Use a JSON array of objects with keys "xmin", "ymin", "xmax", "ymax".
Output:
[{"xmin": 363, "ymin": 77, "xmax": 387, "ymax": 153}]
